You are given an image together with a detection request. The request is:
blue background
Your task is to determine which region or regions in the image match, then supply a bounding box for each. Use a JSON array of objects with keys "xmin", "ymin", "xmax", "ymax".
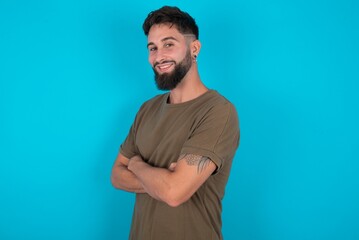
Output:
[{"xmin": 1, "ymin": 0, "xmax": 358, "ymax": 239}]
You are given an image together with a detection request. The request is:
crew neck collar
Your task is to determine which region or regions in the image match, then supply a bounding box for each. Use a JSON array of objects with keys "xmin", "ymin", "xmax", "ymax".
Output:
[{"xmin": 163, "ymin": 90, "xmax": 216, "ymax": 108}]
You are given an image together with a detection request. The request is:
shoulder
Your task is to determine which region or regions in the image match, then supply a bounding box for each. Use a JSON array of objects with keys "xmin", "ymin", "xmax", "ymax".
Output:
[
  {"xmin": 203, "ymin": 90, "xmax": 238, "ymax": 118},
  {"xmin": 187, "ymin": 90, "xmax": 239, "ymax": 135},
  {"xmin": 204, "ymin": 91, "xmax": 240, "ymax": 135}
]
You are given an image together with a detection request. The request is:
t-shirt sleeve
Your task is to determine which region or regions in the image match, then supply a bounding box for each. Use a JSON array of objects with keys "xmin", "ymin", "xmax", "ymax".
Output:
[
  {"xmin": 180, "ymin": 102, "xmax": 240, "ymax": 173},
  {"xmin": 119, "ymin": 106, "xmax": 143, "ymax": 159},
  {"xmin": 120, "ymin": 120, "xmax": 137, "ymax": 159}
]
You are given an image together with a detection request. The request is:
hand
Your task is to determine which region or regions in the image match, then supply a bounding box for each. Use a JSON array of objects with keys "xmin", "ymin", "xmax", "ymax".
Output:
[{"xmin": 128, "ymin": 155, "xmax": 143, "ymax": 171}]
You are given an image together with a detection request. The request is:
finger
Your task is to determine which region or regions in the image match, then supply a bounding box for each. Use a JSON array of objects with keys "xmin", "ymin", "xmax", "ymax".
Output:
[{"xmin": 168, "ymin": 162, "xmax": 177, "ymax": 171}]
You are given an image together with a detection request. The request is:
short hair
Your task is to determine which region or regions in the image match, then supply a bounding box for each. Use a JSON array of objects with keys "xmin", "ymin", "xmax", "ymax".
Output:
[{"xmin": 143, "ymin": 6, "xmax": 199, "ymax": 39}]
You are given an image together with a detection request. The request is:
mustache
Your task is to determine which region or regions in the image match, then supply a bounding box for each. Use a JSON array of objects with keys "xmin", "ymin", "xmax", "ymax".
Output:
[{"xmin": 153, "ymin": 60, "xmax": 176, "ymax": 68}]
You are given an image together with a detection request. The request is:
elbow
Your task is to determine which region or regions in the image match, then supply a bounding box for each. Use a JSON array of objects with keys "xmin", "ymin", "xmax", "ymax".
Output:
[
  {"xmin": 111, "ymin": 174, "xmax": 124, "ymax": 190},
  {"xmin": 166, "ymin": 199, "xmax": 183, "ymax": 208},
  {"xmin": 162, "ymin": 189, "xmax": 190, "ymax": 207},
  {"xmin": 111, "ymin": 175, "xmax": 119, "ymax": 189},
  {"xmin": 111, "ymin": 165, "xmax": 127, "ymax": 190}
]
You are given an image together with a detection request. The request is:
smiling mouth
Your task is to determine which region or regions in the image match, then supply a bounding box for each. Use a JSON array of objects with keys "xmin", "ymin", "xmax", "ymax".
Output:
[{"xmin": 154, "ymin": 61, "xmax": 175, "ymax": 73}]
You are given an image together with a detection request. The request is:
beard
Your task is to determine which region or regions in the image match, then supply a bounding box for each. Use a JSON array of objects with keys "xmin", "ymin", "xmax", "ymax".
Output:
[{"xmin": 153, "ymin": 50, "xmax": 192, "ymax": 91}]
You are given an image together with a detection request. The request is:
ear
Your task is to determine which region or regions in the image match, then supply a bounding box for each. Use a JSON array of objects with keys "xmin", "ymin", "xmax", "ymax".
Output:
[{"xmin": 190, "ymin": 39, "xmax": 201, "ymax": 58}]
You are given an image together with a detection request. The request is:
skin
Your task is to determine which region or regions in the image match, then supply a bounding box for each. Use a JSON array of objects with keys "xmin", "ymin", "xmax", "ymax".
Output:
[
  {"xmin": 111, "ymin": 23, "xmax": 216, "ymax": 207},
  {"xmin": 147, "ymin": 23, "xmax": 207, "ymax": 103}
]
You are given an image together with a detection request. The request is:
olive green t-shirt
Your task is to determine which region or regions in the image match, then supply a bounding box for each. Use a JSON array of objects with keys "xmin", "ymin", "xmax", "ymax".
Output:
[{"xmin": 120, "ymin": 90, "xmax": 240, "ymax": 240}]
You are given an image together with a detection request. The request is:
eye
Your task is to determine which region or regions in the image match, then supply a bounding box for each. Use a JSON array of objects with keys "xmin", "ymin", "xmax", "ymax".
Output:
[
  {"xmin": 148, "ymin": 47, "xmax": 157, "ymax": 52},
  {"xmin": 164, "ymin": 43, "xmax": 174, "ymax": 48}
]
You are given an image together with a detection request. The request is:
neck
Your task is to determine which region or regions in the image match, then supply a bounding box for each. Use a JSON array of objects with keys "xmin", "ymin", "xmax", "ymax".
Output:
[{"xmin": 168, "ymin": 66, "xmax": 208, "ymax": 104}]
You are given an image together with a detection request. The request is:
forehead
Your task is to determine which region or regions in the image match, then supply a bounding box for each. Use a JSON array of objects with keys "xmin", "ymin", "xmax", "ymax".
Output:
[{"xmin": 147, "ymin": 24, "xmax": 185, "ymax": 43}]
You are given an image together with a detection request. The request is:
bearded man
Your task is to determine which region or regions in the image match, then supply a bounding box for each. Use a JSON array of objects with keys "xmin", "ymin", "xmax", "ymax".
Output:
[{"xmin": 111, "ymin": 6, "xmax": 240, "ymax": 240}]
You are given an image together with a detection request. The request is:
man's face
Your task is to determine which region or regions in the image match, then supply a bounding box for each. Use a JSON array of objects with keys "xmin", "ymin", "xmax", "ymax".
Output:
[{"xmin": 147, "ymin": 24, "xmax": 193, "ymax": 90}]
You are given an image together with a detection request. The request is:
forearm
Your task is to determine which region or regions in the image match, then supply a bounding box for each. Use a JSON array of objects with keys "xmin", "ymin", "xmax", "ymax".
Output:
[
  {"xmin": 128, "ymin": 158, "xmax": 176, "ymax": 204},
  {"xmin": 111, "ymin": 163, "xmax": 146, "ymax": 193}
]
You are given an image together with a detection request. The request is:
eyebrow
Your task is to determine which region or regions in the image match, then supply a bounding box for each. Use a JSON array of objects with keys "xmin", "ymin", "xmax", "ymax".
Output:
[{"xmin": 147, "ymin": 36, "xmax": 180, "ymax": 48}]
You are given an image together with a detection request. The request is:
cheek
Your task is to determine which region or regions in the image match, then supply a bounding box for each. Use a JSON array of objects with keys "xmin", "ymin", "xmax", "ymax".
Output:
[
  {"xmin": 178, "ymin": 48, "xmax": 189, "ymax": 60},
  {"xmin": 148, "ymin": 55, "xmax": 154, "ymax": 66}
]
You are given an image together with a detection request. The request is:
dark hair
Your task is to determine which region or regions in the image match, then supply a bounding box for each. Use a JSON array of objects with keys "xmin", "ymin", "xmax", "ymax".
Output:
[{"xmin": 143, "ymin": 6, "xmax": 199, "ymax": 39}]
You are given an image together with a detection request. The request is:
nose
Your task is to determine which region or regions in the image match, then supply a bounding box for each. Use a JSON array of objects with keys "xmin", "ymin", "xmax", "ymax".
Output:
[{"xmin": 151, "ymin": 49, "xmax": 166, "ymax": 66}]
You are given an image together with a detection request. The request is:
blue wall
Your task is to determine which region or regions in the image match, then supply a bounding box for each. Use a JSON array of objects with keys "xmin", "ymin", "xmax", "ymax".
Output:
[{"xmin": 1, "ymin": 1, "xmax": 358, "ymax": 239}]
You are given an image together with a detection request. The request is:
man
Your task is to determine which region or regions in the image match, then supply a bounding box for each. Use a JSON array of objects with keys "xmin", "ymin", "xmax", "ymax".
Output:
[{"xmin": 111, "ymin": 6, "xmax": 240, "ymax": 240}]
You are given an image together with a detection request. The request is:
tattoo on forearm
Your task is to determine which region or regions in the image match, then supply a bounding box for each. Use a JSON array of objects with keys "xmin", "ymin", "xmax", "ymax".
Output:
[{"xmin": 179, "ymin": 154, "xmax": 211, "ymax": 173}]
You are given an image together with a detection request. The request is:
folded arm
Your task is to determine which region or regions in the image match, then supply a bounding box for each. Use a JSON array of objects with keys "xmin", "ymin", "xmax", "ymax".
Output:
[
  {"xmin": 111, "ymin": 152, "xmax": 146, "ymax": 193},
  {"xmin": 127, "ymin": 154, "xmax": 216, "ymax": 207}
]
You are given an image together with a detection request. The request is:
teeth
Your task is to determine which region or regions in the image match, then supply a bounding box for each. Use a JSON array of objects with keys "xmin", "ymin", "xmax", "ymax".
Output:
[{"xmin": 158, "ymin": 63, "xmax": 173, "ymax": 70}]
